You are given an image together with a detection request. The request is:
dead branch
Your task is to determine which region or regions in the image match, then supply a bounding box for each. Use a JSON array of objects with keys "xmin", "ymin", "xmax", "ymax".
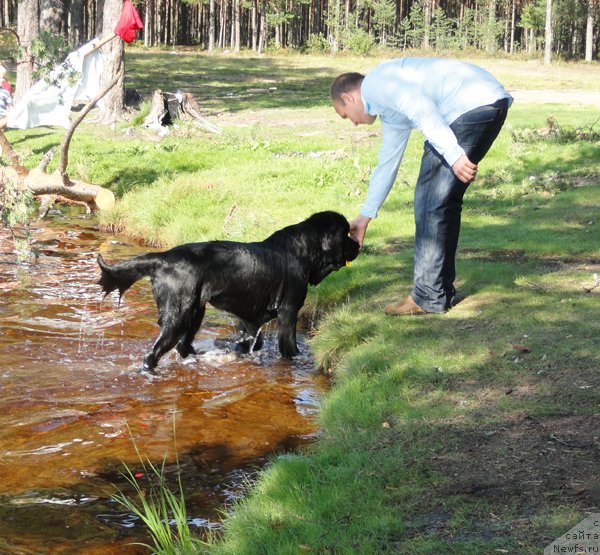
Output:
[
  {"xmin": 0, "ymin": 121, "xmax": 28, "ymax": 176},
  {"xmin": 37, "ymin": 146, "xmax": 57, "ymax": 173},
  {"xmin": 0, "ymin": 27, "xmax": 20, "ymax": 48},
  {"xmin": 58, "ymin": 69, "xmax": 123, "ymax": 187}
]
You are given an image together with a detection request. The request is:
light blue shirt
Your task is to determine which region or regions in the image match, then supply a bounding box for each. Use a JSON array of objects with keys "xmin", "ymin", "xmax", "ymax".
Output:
[{"xmin": 360, "ymin": 57, "xmax": 513, "ymax": 218}]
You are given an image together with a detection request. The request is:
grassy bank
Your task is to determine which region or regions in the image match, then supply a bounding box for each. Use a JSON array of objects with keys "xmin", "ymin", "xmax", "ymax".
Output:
[{"xmin": 6, "ymin": 51, "xmax": 599, "ymax": 553}]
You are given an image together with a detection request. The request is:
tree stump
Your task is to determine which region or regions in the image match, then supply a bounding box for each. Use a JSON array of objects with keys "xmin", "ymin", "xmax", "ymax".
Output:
[{"xmin": 143, "ymin": 89, "xmax": 222, "ymax": 134}]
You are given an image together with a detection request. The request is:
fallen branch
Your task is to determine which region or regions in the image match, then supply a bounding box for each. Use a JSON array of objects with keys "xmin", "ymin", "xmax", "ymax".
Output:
[
  {"xmin": 0, "ymin": 68, "xmax": 119, "ymax": 213},
  {"xmin": 25, "ymin": 167, "xmax": 115, "ymax": 210}
]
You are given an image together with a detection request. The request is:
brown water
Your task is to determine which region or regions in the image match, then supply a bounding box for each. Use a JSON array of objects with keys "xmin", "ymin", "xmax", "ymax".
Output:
[{"xmin": 0, "ymin": 212, "xmax": 327, "ymax": 554}]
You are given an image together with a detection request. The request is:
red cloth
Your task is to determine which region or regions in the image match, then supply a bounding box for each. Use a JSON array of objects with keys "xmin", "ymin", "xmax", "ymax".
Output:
[
  {"xmin": 1, "ymin": 81, "xmax": 12, "ymax": 95},
  {"xmin": 114, "ymin": 0, "xmax": 143, "ymax": 43}
]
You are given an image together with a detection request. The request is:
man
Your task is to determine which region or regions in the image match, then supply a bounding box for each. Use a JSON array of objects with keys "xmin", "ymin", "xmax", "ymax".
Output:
[{"xmin": 331, "ymin": 58, "xmax": 512, "ymax": 315}]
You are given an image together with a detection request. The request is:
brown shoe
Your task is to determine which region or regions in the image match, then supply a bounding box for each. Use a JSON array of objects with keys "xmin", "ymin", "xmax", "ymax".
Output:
[{"xmin": 385, "ymin": 295, "xmax": 427, "ymax": 316}]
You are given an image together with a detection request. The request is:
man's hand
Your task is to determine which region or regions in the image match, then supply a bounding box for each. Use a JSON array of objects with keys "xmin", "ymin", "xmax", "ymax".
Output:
[
  {"xmin": 349, "ymin": 215, "xmax": 371, "ymax": 247},
  {"xmin": 452, "ymin": 154, "xmax": 478, "ymax": 184}
]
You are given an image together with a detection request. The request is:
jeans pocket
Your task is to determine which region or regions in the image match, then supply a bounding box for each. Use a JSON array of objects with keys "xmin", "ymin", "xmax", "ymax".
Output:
[
  {"xmin": 458, "ymin": 106, "xmax": 499, "ymax": 126},
  {"xmin": 454, "ymin": 107, "xmax": 504, "ymax": 149}
]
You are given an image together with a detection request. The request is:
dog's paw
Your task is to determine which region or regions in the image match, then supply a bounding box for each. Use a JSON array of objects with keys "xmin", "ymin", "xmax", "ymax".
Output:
[
  {"xmin": 235, "ymin": 340, "xmax": 264, "ymax": 355},
  {"xmin": 279, "ymin": 344, "xmax": 299, "ymax": 358},
  {"xmin": 176, "ymin": 343, "xmax": 197, "ymax": 358},
  {"xmin": 140, "ymin": 360, "xmax": 157, "ymax": 376},
  {"xmin": 233, "ymin": 341, "xmax": 251, "ymax": 355}
]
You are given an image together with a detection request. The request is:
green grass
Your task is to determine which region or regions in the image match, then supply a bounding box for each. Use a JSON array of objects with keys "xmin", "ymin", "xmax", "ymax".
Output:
[
  {"xmin": 4, "ymin": 51, "xmax": 600, "ymax": 553},
  {"xmin": 111, "ymin": 426, "xmax": 208, "ymax": 554},
  {"xmin": 112, "ymin": 458, "xmax": 206, "ymax": 554}
]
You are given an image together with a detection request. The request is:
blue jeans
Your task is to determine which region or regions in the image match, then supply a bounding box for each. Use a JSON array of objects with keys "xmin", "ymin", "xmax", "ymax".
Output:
[{"xmin": 411, "ymin": 98, "xmax": 510, "ymax": 313}]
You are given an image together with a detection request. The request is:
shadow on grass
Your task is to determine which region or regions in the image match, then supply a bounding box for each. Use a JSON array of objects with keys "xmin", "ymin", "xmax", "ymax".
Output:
[
  {"xmin": 125, "ymin": 52, "xmax": 341, "ymax": 114},
  {"xmin": 301, "ymin": 269, "xmax": 600, "ymax": 551}
]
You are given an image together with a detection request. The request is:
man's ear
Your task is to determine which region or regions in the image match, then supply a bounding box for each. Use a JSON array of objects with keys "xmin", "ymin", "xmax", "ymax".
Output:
[{"xmin": 340, "ymin": 91, "xmax": 355, "ymax": 105}]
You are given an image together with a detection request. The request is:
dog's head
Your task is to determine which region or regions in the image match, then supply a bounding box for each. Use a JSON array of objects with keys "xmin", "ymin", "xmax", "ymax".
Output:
[{"xmin": 269, "ymin": 211, "xmax": 360, "ymax": 286}]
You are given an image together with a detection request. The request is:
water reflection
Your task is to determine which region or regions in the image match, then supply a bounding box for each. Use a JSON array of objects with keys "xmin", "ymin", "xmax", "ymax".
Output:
[{"xmin": 0, "ymin": 212, "xmax": 327, "ymax": 554}]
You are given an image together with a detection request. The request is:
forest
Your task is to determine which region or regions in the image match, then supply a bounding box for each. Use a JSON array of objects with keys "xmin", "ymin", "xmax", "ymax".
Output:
[{"xmin": 0, "ymin": 0, "xmax": 597, "ymax": 63}]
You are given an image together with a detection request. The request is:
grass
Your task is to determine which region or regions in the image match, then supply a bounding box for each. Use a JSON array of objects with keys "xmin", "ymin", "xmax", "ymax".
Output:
[
  {"xmin": 111, "ymin": 425, "xmax": 208, "ymax": 554},
  {"xmin": 112, "ymin": 458, "xmax": 206, "ymax": 554},
  {"xmin": 4, "ymin": 50, "xmax": 600, "ymax": 553}
]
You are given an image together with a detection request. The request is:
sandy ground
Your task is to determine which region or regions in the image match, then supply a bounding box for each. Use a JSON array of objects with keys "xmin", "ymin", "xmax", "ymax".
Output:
[{"xmin": 508, "ymin": 89, "xmax": 600, "ymax": 107}]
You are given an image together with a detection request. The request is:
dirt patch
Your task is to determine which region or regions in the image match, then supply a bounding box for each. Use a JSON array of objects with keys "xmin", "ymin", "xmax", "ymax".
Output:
[
  {"xmin": 433, "ymin": 414, "xmax": 599, "ymax": 504},
  {"xmin": 460, "ymin": 248, "xmax": 600, "ymax": 268},
  {"xmin": 510, "ymin": 89, "xmax": 600, "ymax": 108},
  {"xmin": 417, "ymin": 413, "xmax": 600, "ymax": 547}
]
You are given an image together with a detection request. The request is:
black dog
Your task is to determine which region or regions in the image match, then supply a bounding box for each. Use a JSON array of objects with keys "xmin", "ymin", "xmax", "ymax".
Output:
[{"xmin": 97, "ymin": 211, "xmax": 359, "ymax": 373}]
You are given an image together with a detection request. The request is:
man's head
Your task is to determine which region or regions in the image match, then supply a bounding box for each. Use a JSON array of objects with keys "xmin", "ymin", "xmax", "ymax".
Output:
[{"xmin": 330, "ymin": 72, "xmax": 377, "ymax": 126}]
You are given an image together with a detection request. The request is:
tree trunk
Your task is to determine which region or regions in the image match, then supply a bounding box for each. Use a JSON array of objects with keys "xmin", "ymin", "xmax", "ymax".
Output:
[
  {"xmin": 544, "ymin": 0, "xmax": 553, "ymax": 64},
  {"xmin": 26, "ymin": 169, "xmax": 116, "ymax": 213},
  {"xmin": 251, "ymin": 0, "xmax": 257, "ymax": 51},
  {"xmin": 233, "ymin": 0, "xmax": 240, "ymax": 51},
  {"xmin": 219, "ymin": 0, "xmax": 226, "ymax": 48},
  {"xmin": 40, "ymin": 0, "xmax": 63, "ymax": 33},
  {"xmin": 171, "ymin": 0, "xmax": 179, "ymax": 48},
  {"xmin": 15, "ymin": 0, "xmax": 38, "ymax": 105},
  {"xmin": 258, "ymin": 0, "xmax": 266, "ymax": 53},
  {"xmin": 423, "ymin": 0, "xmax": 431, "ymax": 48},
  {"xmin": 156, "ymin": 0, "xmax": 163, "ymax": 44},
  {"xmin": 331, "ymin": 0, "xmax": 340, "ymax": 53},
  {"xmin": 585, "ymin": 0, "xmax": 595, "ymax": 61},
  {"xmin": 69, "ymin": 0, "xmax": 85, "ymax": 47},
  {"xmin": 510, "ymin": 0, "xmax": 516, "ymax": 53},
  {"xmin": 145, "ymin": 0, "xmax": 155, "ymax": 47},
  {"xmin": 487, "ymin": 0, "xmax": 497, "ymax": 52},
  {"xmin": 344, "ymin": 0, "xmax": 349, "ymax": 28},
  {"xmin": 95, "ymin": 0, "xmax": 125, "ymax": 124},
  {"xmin": 208, "ymin": 0, "xmax": 215, "ymax": 51}
]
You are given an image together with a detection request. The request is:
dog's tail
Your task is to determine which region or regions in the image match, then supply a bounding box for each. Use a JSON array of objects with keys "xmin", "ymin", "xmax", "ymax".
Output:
[{"xmin": 97, "ymin": 253, "xmax": 160, "ymax": 299}]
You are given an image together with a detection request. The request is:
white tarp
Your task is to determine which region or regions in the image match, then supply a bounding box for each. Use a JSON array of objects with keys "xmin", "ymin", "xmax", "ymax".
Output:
[{"xmin": 7, "ymin": 39, "xmax": 104, "ymax": 130}]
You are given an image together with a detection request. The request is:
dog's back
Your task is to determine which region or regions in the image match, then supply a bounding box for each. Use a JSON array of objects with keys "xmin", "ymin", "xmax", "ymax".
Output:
[{"xmin": 97, "ymin": 241, "xmax": 289, "ymax": 300}]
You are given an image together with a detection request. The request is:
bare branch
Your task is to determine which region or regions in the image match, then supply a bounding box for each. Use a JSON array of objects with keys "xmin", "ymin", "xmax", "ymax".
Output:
[
  {"xmin": 0, "ymin": 124, "xmax": 28, "ymax": 176},
  {"xmin": 58, "ymin": 68, "xmax": 123, "ymax": 186},
  {"xmin": 37, "ymin": 146, "xmax": 57, "ymax": 172}
]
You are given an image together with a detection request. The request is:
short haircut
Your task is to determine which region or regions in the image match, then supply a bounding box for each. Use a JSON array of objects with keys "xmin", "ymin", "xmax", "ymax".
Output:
[{"xmin": 330, "ymin": 72, "xmax": 364, "ymax": 103}]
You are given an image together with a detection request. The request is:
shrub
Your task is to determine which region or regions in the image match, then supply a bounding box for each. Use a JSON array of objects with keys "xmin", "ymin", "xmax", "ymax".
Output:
[
  {"xmin": 342, "ymin": 27, "xmax": 376, "ymax": 55},
  {"xmin": 304, "ymin": 33, "xmax": 331, "ymax": 53}
]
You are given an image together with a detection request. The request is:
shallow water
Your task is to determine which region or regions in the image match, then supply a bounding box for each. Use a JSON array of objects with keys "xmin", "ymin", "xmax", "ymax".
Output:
[{"xmin": 0, "ymin": 212, "xmax": 327, "ymax": 554}]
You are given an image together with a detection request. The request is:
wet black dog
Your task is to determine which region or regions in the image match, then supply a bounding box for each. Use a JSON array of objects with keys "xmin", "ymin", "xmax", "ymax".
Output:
[{"xmin": 97, "ymin": 211, "xmax": 359, "ymax": 373}]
